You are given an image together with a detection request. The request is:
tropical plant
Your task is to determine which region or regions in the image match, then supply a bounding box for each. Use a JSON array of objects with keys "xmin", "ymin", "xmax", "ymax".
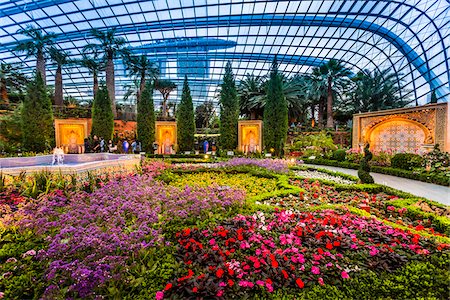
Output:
[
  {"xmin": 177, "ymin": 76, "xmax": 195, "ymax": 151},
  {"xmin": 344, "ymin": 68, "xmax": 410, "ymax": 114},
  {"xmin": 195, "ymin": 101, "xmax": 215, "ymax": 129},
  {"xmin": 154, "ymin": 79, "xmax": 177, "ymax": 118},
  {"xmin": 219, "ymin": 61, "xmax": 239, "ymax": 150},
  {"xmin": 312, "ymin": 59, "xmax": 352, "ymax": 128},
  {"xmin": 0, "ymin": 63, "xmax": 29, "ymax": 103},
  {"xmin": 238, "ymin": 74, "xmax": 265, "ymax": 119},
  {"xmin": 14, "ymin": 25, "xmax": 56, "ymax": 85},
  {"xmin": 0, "ymin": 104, "xmax": 23, "ymax": 152},
  {"xmin": 21, "ymin": 73, "xmax": 54, "ymax": 152},
  {"xmin": 78, "ymin": 51, "xmax": 103, "ymax": 99},
  {"xmin": 263, "ymin": 59, "xmax": 288, "ymax": 156},
  {"xmin": 91, "ymin": 84, "xmax": 114, "ymax": 140},
  {"xmin": 137, "ymin": 82, "xmax": 155, "ymax": 152},
  {"xmin": 124, "ymin": 54, "xmax": 159, "ymax": 104},
  {"xmin": 49, "ymin": 47, "xmax": 71, "ymax": 106},
  {"xmin": 84, "ymin": 28, "xmax": 130, "ymax": 117}
]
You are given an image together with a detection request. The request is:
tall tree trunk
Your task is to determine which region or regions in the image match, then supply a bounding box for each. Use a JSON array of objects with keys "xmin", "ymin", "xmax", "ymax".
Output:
[
  {"xmin": 54, "ymin": 65, "xmax": 63, "ymax": 106},
  {"xmin": 162, "ymin": 94, "xmax": 168, "ymax": 118},
  {"xmin": 250, "ymin": 111, "xmax": 256, "ymax": 120},
  {"xmin": 106, "ymin": 57, "xmax": 116, "ymax": 117},
  {"xmin": 93, "ymin": 71, "xmax": 98, "ymax": 100},
  {"xmin": 326, "ymin": 76, "xmax": 334, "ymax": 128},
  {"xmin": 0, "ymin": 79, "xmax": 8, "ymax": 103},
  {"xmin": 36, "ymin": 49, "xmax": 46, "ymax": 85},
  {"xmin": 318, "ymin": 96, "xmax": 324, "ymax": 128}
]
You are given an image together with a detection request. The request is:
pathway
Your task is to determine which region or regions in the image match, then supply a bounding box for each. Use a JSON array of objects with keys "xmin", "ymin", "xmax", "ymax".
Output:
[{"xmin": 305, "ymin": 164, "xmax": 450, "ymax": 205}]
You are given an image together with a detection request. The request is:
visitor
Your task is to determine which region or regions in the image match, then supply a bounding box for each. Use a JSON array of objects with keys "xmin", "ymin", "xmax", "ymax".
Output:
[
  {"xmin": 122, "ymin": 139, "xmax": 130, "ymax": 154},
  {"xmin": 92, "ymin": 135, "xmax": 100, "ymax": 153},
  {"xmin": 131, "ymin": 140, "xmax": 137, "ymax": 153},
  {"xmin": 152, "ymin": 142, "xmax": 158, "ymax": 154},
  {"xmin": 135, "ymin": 140, "xmax": 142, "ymax": 154},
  {"xmin": 203, "ymin": 140, "xmax": 209, "ymax": 153},
  {"xmin": 108, "ymin": 140, "xmax": 117, "ymax": 153},
  {"xmin": 99, "ymin": 137, "xmax": 105, "ymax": 152},
  {"xmin": 83, "ymin": 138, "xmax": 91, "ymax": 153}
]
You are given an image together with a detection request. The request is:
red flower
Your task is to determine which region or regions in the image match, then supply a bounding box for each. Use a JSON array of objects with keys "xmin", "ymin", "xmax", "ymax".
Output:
[
  {"xmin": 326, "ymin": 242, "xmax": 333, "ymax": 250},
  {"xmin": 228, "ymin": 279, "xmax": 234, "ymax": 287},
  {"xmin": 333, "ymin": 241, "xmax": 340, "ymax": 247},
  {"xmin": 216, "ymin": 268, "xmax": 224, "ymax": 278},
  {"xmin": 192, "ymin": 287, "xmax": 198, "ymax": 293},
  {"xmin": 182, "ymin": 228, "xmax": 191, "ymax": 236},
  {"xmin": 317, "ymin": 248, "xmax": 324, "ymax": 255},
  {"xmin": 296, "ymin": 278, "xmax": 305, "ymax": 288},
  {"xmin": 164, "ymin": 283, "xmax": 172, "ymax": 291},
  {"xmin": 265, "ymin": 278, "xmax": 273, "ymax": 285},
  {"xmin": 281, "ymin": 269, "xmax": 288, "ymax": 279}
]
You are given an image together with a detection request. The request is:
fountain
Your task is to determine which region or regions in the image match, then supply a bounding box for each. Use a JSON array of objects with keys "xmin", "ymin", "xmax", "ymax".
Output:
[{"xmin": 51, "ymin": 147, "xmax": 65, "ymax": 165}]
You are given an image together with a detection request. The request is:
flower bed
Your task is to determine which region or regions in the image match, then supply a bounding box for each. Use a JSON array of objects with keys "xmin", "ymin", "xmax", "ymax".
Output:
[
  {"xmin": 294, "ymin": 169, "xmax": 355, "ymax": 185},
  {"xmin": 0, "ymin": 159, "xmax": 449, "ymax": 299},
  {"xmin": 159, "ymin": 209, "xmax": 448, "ymax": 299},
  {"xmin": 167, "ymin": 171, "xmax": 280, "ymax": 197}
]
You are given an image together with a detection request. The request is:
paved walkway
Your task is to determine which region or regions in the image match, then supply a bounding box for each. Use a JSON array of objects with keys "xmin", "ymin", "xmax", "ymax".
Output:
[{"xmin": 305, "ymin": 164, "xmax": 450, "ymax": 205}]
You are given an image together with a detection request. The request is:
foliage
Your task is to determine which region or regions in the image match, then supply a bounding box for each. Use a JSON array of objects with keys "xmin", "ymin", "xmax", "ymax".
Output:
[
  {"xmin": 137, "ymin": 82, "xmax": 155, "ymax": 152},
  {"xmin": 177, "ymin": 76, "xmax": 195, "ymax": 151},
  {"xmin": 0, "ymin": 62, "xmax": 29, "ymax": 102},
  {"xmin": 290, "ymin": 132, "xmax": 338, "ymax": 157},
  {"xmin": 342, "ymin": 68, "xmax": 410, "ymax": 115},
  {"xmin": 332, "ymin": 149, "xmax": 346, "ymax": 161},
  {"xmin": 219, "ymin": 61, "xmax": 239, "ymax": 150},
  {"xmin": 391, "ymin": 153, "xmax": 423, "ymax": 170},
  {"xmin": 123, "ymin": 54, "xmax": 159, "ymax": 103},
  {"xmin": 263, "ymin": 59, "xmax": 288, "ymax": 156},
  {"xmin": 0, "ymin": 104, "xmax": 23, "ymax": 152},
  {"xmin": 358, "ymin": 145, "xmax": 374, "ymax": 184},
  {"xmin": 21, "ymin": 73, "xmax": 54, "ymax": 152},
  {"xmin": 155, "ymin": 79, "xmax": 177, "ymax": 118},
  {"xmin": 91, "ymin": 84, "xmax": 114, "ymax": 140},
  {"xmin": 217, "ymin": 157, "xmax": 294, "ymax": 173},
  {"xmin": 195, "ymin": 101, "xmax": 215, "ymax": 128}
]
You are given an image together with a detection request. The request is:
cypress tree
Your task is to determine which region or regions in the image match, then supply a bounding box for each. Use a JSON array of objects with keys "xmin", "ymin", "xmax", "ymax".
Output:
[
  {"xmin": 21, "ymin": 72, "xmax": 54, "ymax": 152},
  {"xmin": 137, "ymin": 82, "xmax": 155, "ymax": 152},
  {"xmin": 263, "ymin": 58, "xmax": 288, "ymax": 156},
  {"xmin": 219, "ymin": 61, "xmax": 239, "ymax": 150},
  {"xmin": 91, "ymin": 84, "xmax": 114, "ymax": 140},
  {"xmin": 177, "ymin": 75, "xmax": 195, "ymax": 151},
  {"xmin": 430, "ymin": 90, "xmax": 438, "ymax": 103}
]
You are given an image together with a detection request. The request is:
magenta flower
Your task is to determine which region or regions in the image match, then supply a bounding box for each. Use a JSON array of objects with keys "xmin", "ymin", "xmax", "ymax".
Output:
[
  {"xmin": 341, "ymin": 271, "xmax": 350, "ymax": 279},
  {"xmin": 311, "ymin": 266, "xmax": 320, "ymax": 275},
  {"xmin": 155, "ymin": 291, "xmax": 164, "ymax": 300}
]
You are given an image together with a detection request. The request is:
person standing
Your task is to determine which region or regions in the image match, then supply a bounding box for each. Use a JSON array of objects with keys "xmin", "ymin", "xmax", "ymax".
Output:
[
  {"xmin": 122, "ymin": 139, "xmax": 130, "ymax": 154},
  {"xmin": 131, "ymin": 140, "xmax": 137, "ymax": 154},
  {"xmin": 99, "ymin": 137, "xmax": 105, "ymax": 152}
]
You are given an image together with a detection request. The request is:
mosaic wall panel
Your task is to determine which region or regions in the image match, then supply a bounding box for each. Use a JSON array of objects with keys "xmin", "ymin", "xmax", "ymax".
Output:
[{"xmin": 369, "ymin": 120, "xmax": 425, "ymax": 153}]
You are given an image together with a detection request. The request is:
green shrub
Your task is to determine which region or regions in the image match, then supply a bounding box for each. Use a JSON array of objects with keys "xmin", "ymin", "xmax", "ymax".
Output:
[
  {"xmin": 391, "ymin": 153, "xmax": 423, "ymax": 170},
  {"xmin": 358, "ymin": 145, "xmax": 374, "ymax": 183},
  {"xmin": 176, "ymin": 76, "xmax": 195, "ymax": 151},
  {"xmin": 137, "ymin": 82, "xmax": 155, "ymax": 152},
  {"xmin": 219, "ymin": 61, "xmax": 239, "ymax": 151},
  {"xmin": 91, "ymin": 84, "xmax": 114, "ymax": 140},
  {"xmin": 332, "ymin": 149, "xmax": 346, "ymax": 161}
]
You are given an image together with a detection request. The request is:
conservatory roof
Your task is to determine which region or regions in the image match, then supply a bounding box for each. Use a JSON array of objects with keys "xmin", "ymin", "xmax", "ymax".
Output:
[{"xmin": 0, "ymin": 0, "xmax": 449, "ymax": 106}]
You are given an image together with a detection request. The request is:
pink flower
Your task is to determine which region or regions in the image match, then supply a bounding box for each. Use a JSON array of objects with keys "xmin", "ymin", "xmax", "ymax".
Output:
[
  {"xmin": 318, "ymin": 277, "xmax": 324, "ymax": 285},
  {"xmin": 256, "ymin": 280, "xmax": 265, "ymax": 286},
  {"xmin": 341, "ymin": 271, "xmax": 350, "ymax": 279},
  {"xmin": 219, "ymin": 282, "xmax": 227, "ymax": 287},
  {"xmin": 311, "ymin": 266, "xmax": 320, "ymax": 275},
  {"xmin": 216, "ymin": 290, "xmax": 224, "ymax": 297},
  {"xmin": 239, "ymin": 280, "xmax": 254, "ymax": 288},
  {"xmin": 209, "ymin": 239, "xmax": 216, "ymax": 245},
  {"xmin": 155, "ymin": 291, "xmax": 164, "ymax": 300},
  {"xmin": 266, "ymin": 283, "xmax": 274, "ymax": 292}
]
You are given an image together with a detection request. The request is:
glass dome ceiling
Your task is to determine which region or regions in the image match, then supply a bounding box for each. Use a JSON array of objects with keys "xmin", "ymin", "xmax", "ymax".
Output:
[{"xmin": 0, "ymin": 0, "xmax": 449, "ymax": 107}]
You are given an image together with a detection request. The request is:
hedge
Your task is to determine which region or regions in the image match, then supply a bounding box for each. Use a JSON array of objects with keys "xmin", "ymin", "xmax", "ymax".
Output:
[{"xmin": 303, "ymin": 158, "xmax": 450, "ymax": 186}]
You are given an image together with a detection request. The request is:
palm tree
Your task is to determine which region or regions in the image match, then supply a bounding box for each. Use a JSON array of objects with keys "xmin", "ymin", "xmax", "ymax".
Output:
[
  {"xmin": 314, "ymin": 59, "xmax": 352, "ymax": 128},
  {"xmin": 124, "ymin": 54, "xmax": 159, "ymax": 103},
  {"xmin": 78, "ymin": 52, "xmax": 103, "ymax": 99},
  {"xmin": 345, "ymin": 68, "xmax": 410, "ymax": 113},
  {"xmin": 49, "ymin": 47, "xmax": 71, "ymax": 106},
  {"xmin": 84, "ymin": 28, "xmax": 129, "ymax": 117},
  {"xmin": 195, "ymin": 101, "xmax": 215, "ymax": 128},
  {"xmin": 154, "ymin": 79, "xmax": 177, "ymax": 118},
  {"xmin": 14, "ymin": 25, "xmax": 56, "ymax": 85},
  {"xmin": 0, "ymin": 63, "xmax": 29, "ymax": 103},
  {"xmin": 237, "ymin": 74, "xmax": 307, "ymax": 121},
  {"xmin": 238, "ymin": 74, "xmax": 265, "ymax": 119}
]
